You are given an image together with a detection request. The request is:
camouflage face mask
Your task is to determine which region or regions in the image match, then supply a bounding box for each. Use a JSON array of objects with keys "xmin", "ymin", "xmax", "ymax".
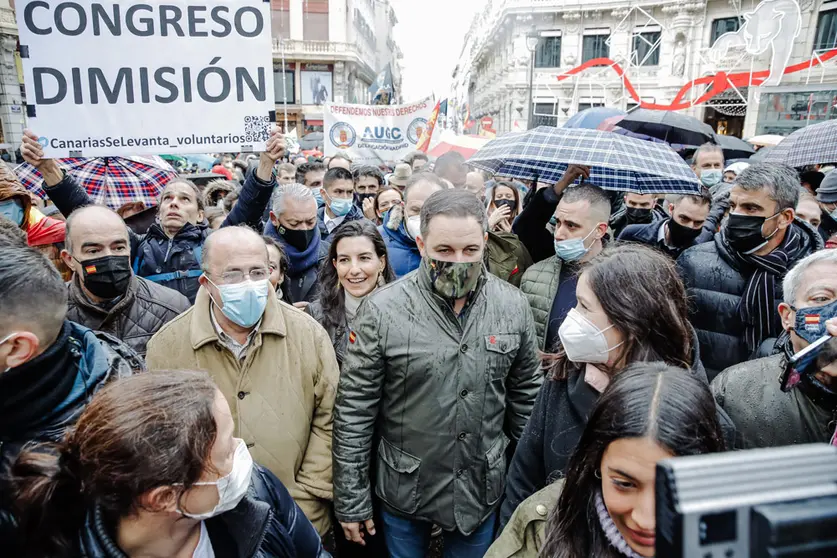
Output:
[{"xmin": 426, "ymin": 257, "xmax": 482, "ymax": 299}]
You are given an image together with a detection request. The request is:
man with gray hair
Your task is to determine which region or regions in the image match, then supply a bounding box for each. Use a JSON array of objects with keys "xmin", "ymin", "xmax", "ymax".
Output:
[
  {"xmin": 678, "ymin": 163, "xmax": 823, "ymax": 379},
  {"xmin": 264, "ymin": 183, "xmax": 323, "ymax": 304},
  {"xmin": 712, "ymin": 249, "xmax": 837, "ymax": 449},
  {"xmin": 334, "ymin": 189, "xmax": 540, "ymax": 556}
]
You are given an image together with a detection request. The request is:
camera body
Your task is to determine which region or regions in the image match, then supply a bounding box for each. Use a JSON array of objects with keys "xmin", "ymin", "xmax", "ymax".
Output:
[{"xmin": 656, "ymin": 444, "xmax": 837, "ymax": 557}]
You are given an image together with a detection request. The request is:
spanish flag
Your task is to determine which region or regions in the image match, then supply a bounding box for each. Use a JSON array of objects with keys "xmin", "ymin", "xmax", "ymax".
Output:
[
  {"xmin": 85, "ymin": 264, "xmax": 98, "ymax": 274},
  {"xmin": 416, "ymin": 99, "xmax": 442, "ymax": 153}
]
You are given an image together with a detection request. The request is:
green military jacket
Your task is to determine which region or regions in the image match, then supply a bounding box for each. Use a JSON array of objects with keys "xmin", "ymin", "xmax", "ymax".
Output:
[{"xmin": 486, "ymin": 481, "xmax": 563, "ymax": 558}]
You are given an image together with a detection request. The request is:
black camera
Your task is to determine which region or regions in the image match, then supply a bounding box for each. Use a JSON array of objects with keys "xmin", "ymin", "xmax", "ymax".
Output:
[{"xmin": 656, "ymin": 444, "xmax": 837, "ymax": 557}]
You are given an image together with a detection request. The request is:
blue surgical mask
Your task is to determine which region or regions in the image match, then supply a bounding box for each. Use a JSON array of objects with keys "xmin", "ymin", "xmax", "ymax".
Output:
[
  {"xmin": 313, "ymin": 189, "xmax": 324, "ymax": 206},
  {"xmin": 700, "ymin": 169, "xmax": 723, "ymax": 188},
  {"xmin": 209, "ymin": 279, "xmax": 270, "ymax": 328},
  {"xmin": 0, "ymin": 199, "xmax": 24, "ymax": 226},
  {"xmin": 329, "ymin": 196, "xmax": 353, "ymax": 217},
  {"xmin": 554, "ymin": 228, "xmax": 597, "ymax": 262},
  {"xmin": 792, "ymin": 299, "xmax": 837, "ymax": 344}
]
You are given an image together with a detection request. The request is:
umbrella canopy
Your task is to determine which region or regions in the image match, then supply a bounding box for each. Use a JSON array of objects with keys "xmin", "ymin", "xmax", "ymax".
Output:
[
  {"xmin": 16, "ymin": 155, "xmax": 178, "ymax": 210},
  {"xmin": 614, "ymin": 109, "xmax": 716, "ymax": 146},
  {"xmin": 747, "ymin": 134, "xmax": 785, "ymax": 148},
  {"xmin": 469, "ymin": 126, "xmax": 701, "ymax": 195},
  {"xmin": 749, "ymin": 145, "xmax": 774, "ymax": 162},
  {"xmin": 715, "ymin": 134, "xmax": 756, "ymax": 160},
  {"xmin": 762, "ymin": 121, "xmax": 837, "ymax": 167},
  {"xmin": 428, "ymin": 131, "xmax": 491, "ymax": 159},
  {"xmin": 564, "ymin": 107, "xmax": 626, "ymax": 130}
]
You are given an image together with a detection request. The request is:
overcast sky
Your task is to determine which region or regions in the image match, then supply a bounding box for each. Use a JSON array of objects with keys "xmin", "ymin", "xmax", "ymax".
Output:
[{"xmin": 390, "ymin": 0, "xmax": 486, "ymax": 102}]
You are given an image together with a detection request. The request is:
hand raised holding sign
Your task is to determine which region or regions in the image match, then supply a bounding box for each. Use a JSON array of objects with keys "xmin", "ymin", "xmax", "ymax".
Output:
[
  {"xmin": 257, "ymin": 127, "xmax": 286, "ymax": 182},
  {"xmin": 21, "ymin": 130, "xmax": 63, "ymax": 187}
]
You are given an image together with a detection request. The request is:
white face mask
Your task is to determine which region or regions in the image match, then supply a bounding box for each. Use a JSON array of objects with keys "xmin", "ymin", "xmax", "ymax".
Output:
[
  {"xmin": 558, "ymin": 308, "xmax": 623, "ymax": 364},
  {"xmin": 180, "ymin": 438, "xmax": 253, "ymax": 520},
  {"xmin": 405, "ymin": 215, "xmax": 421, "ymax": 240}
]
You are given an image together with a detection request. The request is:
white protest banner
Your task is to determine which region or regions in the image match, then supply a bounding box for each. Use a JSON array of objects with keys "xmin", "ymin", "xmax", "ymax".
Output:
[
  {"xmin": 324, "ymin": 97, "xmax": 435, "ymax": 165},
  {"xmin": 16, "ymin": 0, "xmax": 275, "ymax": 157}
]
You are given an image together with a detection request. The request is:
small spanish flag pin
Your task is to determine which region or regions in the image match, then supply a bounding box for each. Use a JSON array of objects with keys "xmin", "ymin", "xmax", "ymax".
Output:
[
  {"xmin": 349, "ymin": 331, "xmax": 357, "ymax": 344},
  {"xmin": 85, "ymin": 265, "xmax": 97, "ymax": 274}
]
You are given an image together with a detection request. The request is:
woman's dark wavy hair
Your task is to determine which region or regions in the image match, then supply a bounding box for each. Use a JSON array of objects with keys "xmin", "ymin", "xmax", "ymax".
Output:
[
  {"xmin": 546, "ymin": 243, "xmax": 693, "ymax": 380},
  {"xmin": 318, "ymin": 220, "xmax": 395, "ymax": 333},
  {"xmin": 489, "ymin": 180, "xmax": 521, "ymax": 220},
  {"xmin": 540, "ymin": 363, "xmax": 727, "ymax": 558}
]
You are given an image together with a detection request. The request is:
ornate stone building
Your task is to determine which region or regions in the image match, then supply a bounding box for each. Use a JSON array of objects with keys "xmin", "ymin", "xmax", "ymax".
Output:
[
  {"xmin": 0, "ymin": 0, "xmax": 23, "ymax": 150},
  {"xmin": 452, "ymin": 0, "xmax": 837, "ymax": 138}
]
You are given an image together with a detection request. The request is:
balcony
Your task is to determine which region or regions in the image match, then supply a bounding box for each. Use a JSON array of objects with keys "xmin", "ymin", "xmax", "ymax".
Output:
[{"xmin": 273, "ymin": 39, "xmax": 376, "ymax": 81}]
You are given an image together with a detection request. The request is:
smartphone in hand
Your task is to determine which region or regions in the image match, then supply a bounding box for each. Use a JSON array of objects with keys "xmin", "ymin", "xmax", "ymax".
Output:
[{"xmin": 780, "ymin": 335, "xmax": 837, "ymax": 392}]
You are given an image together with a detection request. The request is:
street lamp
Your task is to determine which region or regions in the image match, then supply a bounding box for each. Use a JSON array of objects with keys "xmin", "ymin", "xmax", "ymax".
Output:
[{"xmin": 526, "ymin": 33, "xmax": 540, "ymax": 130}]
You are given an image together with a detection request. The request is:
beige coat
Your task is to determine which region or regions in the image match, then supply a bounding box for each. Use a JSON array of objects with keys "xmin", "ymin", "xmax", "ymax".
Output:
[{"xmin": 146, "ymin": 288, "xmax": 339, "ymax": 535}]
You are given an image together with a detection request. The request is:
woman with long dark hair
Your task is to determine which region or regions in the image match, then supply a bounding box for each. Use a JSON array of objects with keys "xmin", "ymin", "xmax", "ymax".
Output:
[
  {"xmin": 306, "ymin": 220, "xmax": 395, "ymax": 367},
  {"xmin": 487, "ymin": 181, "xmax": 522, "ymax": 233},
  {"xmin": 7, "ymin": 370, "xmax": 327, "ymax": 558},
  {"xmin": 487, "ymin": 363, "xmax": 727, "ymax": 558},
  {"xmin": 499, "ymin": 244, "xmax": 732, "ymax": 530}
]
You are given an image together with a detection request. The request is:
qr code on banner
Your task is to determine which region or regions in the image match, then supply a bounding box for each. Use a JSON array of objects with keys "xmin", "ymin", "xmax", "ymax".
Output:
[{"xmin": 243, "ymin": 115, "xmax": 271, "ymax": 142}]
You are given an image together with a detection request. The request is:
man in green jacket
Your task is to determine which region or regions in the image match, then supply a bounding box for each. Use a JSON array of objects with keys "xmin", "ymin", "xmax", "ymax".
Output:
[
  {"xmin": 333, "ymin": 189, "xmax": 542, "ymax": 557},
  {"xmin": 519, "ymin": 182, "xmax": 612, "ymax": 352}
]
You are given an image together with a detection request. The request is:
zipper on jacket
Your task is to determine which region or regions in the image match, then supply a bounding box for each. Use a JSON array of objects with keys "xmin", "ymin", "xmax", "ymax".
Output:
[{"xmin": 248, "ymin": 507, "xmax": 273, "ymax": 557}]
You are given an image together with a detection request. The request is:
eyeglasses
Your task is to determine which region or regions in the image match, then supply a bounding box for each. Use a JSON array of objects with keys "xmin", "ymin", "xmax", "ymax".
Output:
[{"xmin": 216, "ymin": 268, "xmax": 270, "ymax": 284}]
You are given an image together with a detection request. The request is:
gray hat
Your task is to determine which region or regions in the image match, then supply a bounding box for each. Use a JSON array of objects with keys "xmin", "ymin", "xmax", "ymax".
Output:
[{"xmin": 817, "ymin": 171, "xmax": 837, "ymax": 203}]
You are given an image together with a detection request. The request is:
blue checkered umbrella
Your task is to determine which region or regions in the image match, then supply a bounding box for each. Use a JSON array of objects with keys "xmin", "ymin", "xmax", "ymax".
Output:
[
  {"xmin": 763, "ymin": 120, "xmax": 837, "ymax": 167},
  {"xmin": 469, "ymin": 126, "xmax": 701, "ymax": 194}
]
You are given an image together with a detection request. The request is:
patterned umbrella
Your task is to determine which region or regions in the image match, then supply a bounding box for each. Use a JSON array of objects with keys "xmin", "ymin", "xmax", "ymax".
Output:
[
  {"xmin": 16, "ymin": 155, "xmax": 178, "ymax": 210},
  {"xmin": 469, "ymin": 126, "xmax": 701, "ymax": 195},
  {"xmin": 763, "ymin": 120, "xmax": 837, "ymax": 167}
]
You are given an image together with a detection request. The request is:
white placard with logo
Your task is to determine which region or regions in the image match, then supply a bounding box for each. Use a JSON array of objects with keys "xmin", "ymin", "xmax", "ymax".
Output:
[
  {"xmin": 324, "ymin": 97, "xmax": 435, "ymax": 165},
  {"xmin": 16, "ymin": 0, "xmax": 275, "ymax": 157}
]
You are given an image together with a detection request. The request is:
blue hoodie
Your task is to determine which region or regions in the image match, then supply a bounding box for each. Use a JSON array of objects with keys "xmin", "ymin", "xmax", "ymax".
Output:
[{"xmin": 379, "ymin": 208, "xmax": 422, "ymax": 278}]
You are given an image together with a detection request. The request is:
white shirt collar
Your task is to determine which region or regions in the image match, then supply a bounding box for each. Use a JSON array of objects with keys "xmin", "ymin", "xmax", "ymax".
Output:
[{"xmin": 324, "ymin": 212, "xmax": 347, "ymax": 232}]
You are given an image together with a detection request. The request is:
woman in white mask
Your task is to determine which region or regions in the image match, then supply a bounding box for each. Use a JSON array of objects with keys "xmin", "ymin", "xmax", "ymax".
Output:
[
  {"xmin": 7, "ymin": 370, "xmax": 328, "ymax": 558},
  {"xmin": 307, "ymin": 220, "xmax": 395, "ymax": 370},
  {"xmin": 498, "ymin": 244, "xmax": 733, "ymax": 533}
]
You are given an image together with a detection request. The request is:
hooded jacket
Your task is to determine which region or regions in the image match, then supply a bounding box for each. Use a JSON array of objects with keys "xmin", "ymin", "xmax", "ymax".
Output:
[
  {"xmin": 676, "ymin": 220, "xmax": 823, "ymax": 380},
  {"xmin": 42, "ymin": 168, "xmax": 277, "ymax": 304},
  {"xmin": 711, "ymin": 334, "xmax": 835, "ymax": 449},
  {"xmin": 145, "ymin": 288, "xmax": 339, "ymax": 536},
  {"xmin": 76, "ymin": 465, "xmax": 327, "ymax": 558},
  {"xmin": 379, "ymin": 206, "xmax": 421, "ymax": 278},
  {"xmin": 66, "ymin": 274, "xmax": 190, "ymax": 358},
  {"xmin": 498, "ymin": 327, "xmax": 736, "ymax": 531},
  {"xmin": 333, "ymin": 262, "xmax": 542, "ymax": 535}
]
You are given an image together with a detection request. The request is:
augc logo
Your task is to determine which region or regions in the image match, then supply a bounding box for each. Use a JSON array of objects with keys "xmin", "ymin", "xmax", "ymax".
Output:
[
  {"xmin": 407, "ymin": 118, "xmax": 428, "ymax": 144},
  {"xmin": 330, "ymin": 122, "xmax": 356, "ymax": 149}
]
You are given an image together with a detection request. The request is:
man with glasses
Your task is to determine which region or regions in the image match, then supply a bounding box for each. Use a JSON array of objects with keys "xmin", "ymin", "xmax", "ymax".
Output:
[{"xmin": 146, "ymin": 225, "xmax": 340, "ymax": 538}]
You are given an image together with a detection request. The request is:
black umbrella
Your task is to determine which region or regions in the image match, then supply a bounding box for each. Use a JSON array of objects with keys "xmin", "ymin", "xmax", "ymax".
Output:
[
  {"xmin": 715, "ymin": 134, "xmax": 756, "ymax": 160},
  {"xmin": 616, "ymin": 109, "xmax": 717, "ymax": 147}
]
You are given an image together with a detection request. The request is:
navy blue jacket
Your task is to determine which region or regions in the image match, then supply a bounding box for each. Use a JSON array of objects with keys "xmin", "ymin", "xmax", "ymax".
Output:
[
  {"xmin": 618, "ymin": 219, "xmax": 713, "ymax": 259},
  {"xmin": 43, "ymin": 169, "xmax": 277, "ymax": 304}
]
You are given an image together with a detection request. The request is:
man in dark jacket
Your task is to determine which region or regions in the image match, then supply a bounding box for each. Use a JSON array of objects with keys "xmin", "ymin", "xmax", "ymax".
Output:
[
  {"xmin": 619, "ymin": 191, "xmax": 713, "ymax": 259},
  {"xmin": 61, "ymin": 205, "xmax": 190, "ymax": 357},
  {"xmin": 0, "ymin": 246, "xmax": 142, "ymax": 549},
  {"xmin": 265, "ymin": 183, "xmax": 324, "ymax": 304},
  {"xmin": 334, "ymin": 189, "xmax": 541, "ymax": 557},
  {"xmin": 317, "ymin": 167, "xmax": 369, "ymax": 240},
  {"xmin": 21, "ymin": 129, "xmax": 286, "ymax": 303},
  {"xmin": 678, "ymin": 163, "xmax": 823, "ymax": 379},
  {"xmin": 608, "ymin": 192, "xmax": 667, "ymax": 238},
  {"xmin": 712, "ymin": 249, "xmax": 837, "ymax": 449}
]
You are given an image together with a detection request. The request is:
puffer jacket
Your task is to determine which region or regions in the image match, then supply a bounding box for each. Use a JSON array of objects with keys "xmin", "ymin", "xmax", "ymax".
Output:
[
  {"xmin": 676, "ymin": 220, "xmax": 823, "ymax": 380},
  {"xmin": 333, "ymin": 262, "xmax": 543, "ymax": 535},
  {"xmin": 77, "ymin": 464, "xmax": 328, "ymax": 557},
  {"xmin": 379, "ymin": 206, "xmax": 421, "ymax": 278},
  {"xmin": 43, "ymin": 168, "xmax": 277, "ymax": 304},
  {"xmin": 487, "ymin": 231, "xmax": 533, "ymax": 288},
  {"xmin": 66, "ymin": 274, "xmax": 190, "ymax": 358},
  {"xmin": 0, "ymin": 321, "xmax": 142, "ymax": 550},
  {"xmin": 518, "ymin": 256, "xmax": 562, "ymax": 351},
  {"xmin": 711, "ymin": 336, "xmax": 835, "ymax": 449}
]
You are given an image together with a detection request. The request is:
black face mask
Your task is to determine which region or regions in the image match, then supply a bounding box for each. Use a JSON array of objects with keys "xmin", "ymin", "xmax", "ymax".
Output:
[
  {"xmin": 625, "ymin": 207, "xmax": 653, "ymax": 224},
  {"xmin": 279, "ymin": 225, "xmax": 317, "ymax": 252},
  {"xmin": 357, "ymin": 193, "xmax": 376, "ymax": 205},
  {"xmin": 667, "ymin": 218, "xmax": 703, "ymax": 247},
  {"xmin": 77, "ymin": 255, "xmax": 132, "ymax": 300},
  {"xmin": 494, "ymin": 199, "xmax": 517, "ymax": 213},
  {"xmin": 725, "ymin": 213, "xmax": 778, "ymax": 254}
]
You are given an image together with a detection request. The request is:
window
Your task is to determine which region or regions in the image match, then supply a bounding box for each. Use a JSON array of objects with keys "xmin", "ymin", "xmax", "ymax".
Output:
[
  {"xmin": 577, "ymin": 102, "xmax": 604, "ymax": 112},
  {"xmin": 532, "ymin": 103, "xmax": 558, "ymax": 127},
  {"xmin": 632, "ymin": 31, "xmax": 660, "ymax": 66},
  {"xmin": 303, "ymin": 0, "xmax": 329, "ymax": 41},
  {"xmin": 274, "ymin": 70, "xmax": 295, "ymax": 104},
  {"xmin": 272, "ymin": 9, "xmax": 290, "ymax": 39},
  {"xmin": 535, "ymin": 36, "xmax": 562, "ymax": 68},
  {"xmin": 815, "ymin": 9, "xmax": 837, "ymax": 51},
  {"xmin": 582, "ymin": 33, "xmax": 610, "ymax": 63},
  {"xmin": 710, "ymin": 17, "xmax": 741, "ymax": 46}
]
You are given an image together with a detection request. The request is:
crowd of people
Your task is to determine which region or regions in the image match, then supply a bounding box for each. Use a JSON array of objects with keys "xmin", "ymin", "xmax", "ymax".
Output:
[{"xmin": 1, "ymin": 125, "xmax": 836, "ymax": 558}]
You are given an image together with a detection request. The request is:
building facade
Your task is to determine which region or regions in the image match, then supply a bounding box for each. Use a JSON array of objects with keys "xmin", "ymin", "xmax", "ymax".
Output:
[
  {"xmin": 0, "ymin": 0, "xmax": 23, "ymax": 153},
  {"xmin": 452, "ymin": 0, "xmax": 837, "ymax": 138},
  {"xmin": 271, "ymin": 0, "xmax": 403, "ymax": 138}
]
